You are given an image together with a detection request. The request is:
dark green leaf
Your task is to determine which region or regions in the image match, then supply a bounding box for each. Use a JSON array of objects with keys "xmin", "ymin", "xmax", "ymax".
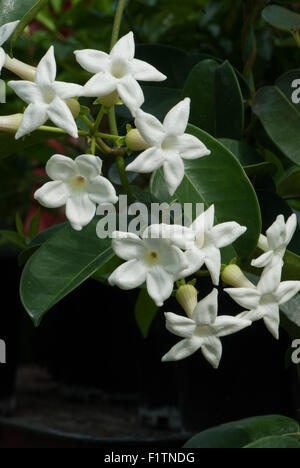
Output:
[
  {"xmin": 262, "ymin": 5, "xmax": 300, "ymax": 33},
  {"xmin": 10, "ymin": 0, "xmax": 50, "ymax": 54},
  {"xmin": 0, "ymin": 0, "xmax": 38, "ymax": 26},
  {"xmin": 28, "ymin": 209, "xmax": 40, "ymax": 240},
  {"xmin": 150, "ymin": 125, "xmax": 262, "ymax": 261},
  {"xmin": 277, "ymin": 166, "xmax": 300, "ymax": 199},
  {"xmin": 135, "ymin": 289, "xmax": 159, "ymax": 338},
  {"xmin": 245, "ymin": 436, "xmax": 300, "ymax": 448},
  {"xmin": 252, "ymin": 70, "xmax": 300, "ymax": 165},
  {"xmin": 20, "ymin": 218, "xmax": 114, "ymax": 326},
  {"xmin": 184, "ymin": 415, "xmax": 300, "ymax": 448},
  {"xmin": 0, "ymin": 229, "xmax": 26, "ymax": 249}
]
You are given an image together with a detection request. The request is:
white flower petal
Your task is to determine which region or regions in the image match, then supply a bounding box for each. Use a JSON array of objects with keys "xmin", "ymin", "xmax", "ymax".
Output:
[
  {"xmin": 108, "ymin": 259, "xmax": 147, "ymax": 289},
  {"xmin": 34, "ymin": 180, "xmax": 70, "ymax": 208},
  {"xmin": 111, "ymin": 232, "xmax": 145, "ymax": 261},
  {"xmin": 126, "ymin": 147, "xmax": 164, "ymax": 173},
  {"xmin": 201, "ymin": 336, "xmax": 222, "ymax": 369},
  {"xmin": 266, "ymin": 215, "xmax": 286, "ymax": 251},
  {"xmin": 110, "ymin": 31, "xmax": 135, "ymax": 62},
  {"xmin": 224, "ymin": 287, "xmax": 261, "ymax": 310},
  {"xmin": 52, "ymin": 81, "xmax": 83, "ymax": 99},
  {"xmin": 135, "ymin": 109, "xmax": 165, "ymax": 146},
  {"xmin": 47, "ymin": 97, "xmax": 78, "ymax": 138},
  {"xmin": 65, "ymin": 191, "xmax": 96, "ymax": 230},
  {"xmin": 190, "ymin": 205, "xmax": 215, "ymax": 233},
  {"xmin": 146, "ymin": 265, "xmax": 174, "ymax": 306},
  {"xmin": 163, "ymin": 98, "xmax": 190, "ymax": 137},
  {"xmin": 15, "ymin": 103, "xmax": 48, "ymax": 139},
  {"xmin": 131, "ymin": 58, "xmax": 167, "ymax": 82},
  {"xmin": 237, "ymin": 308, "xmax": 265, "ymax": 322},
  {"xmin": 164, "ymin": 312, "xmax": 196, "ymax": 338},
  {"xmin": 74, "ymin": 49, "xmax": 110, "ymax": 73},
  {"xmin": 87, "ymin": 176, "xmax": 118, "ymax": 205},
  {"xmin": 82, "ymin": 72, "xmax": 116, "ymax": 97},
  {"xmin": 46, "ymin": 154, "xmax": 76, "ymax": 181},
  {"xmin": 0, "ymin": 21, "xmax": 19, "ymax": 47},
  {"xmin": 179, "ymin": 248, "xmax": 205, "ymax": 278},
  {"xmin": 159, "ymin": 245, "xmax": 188, "ymax": 277},
  {"xmin": 163, "ymin": 154, "xmax": 185, "ymax": 196},
  {"xmin": 177, "ymin": 133, "xmax": 211, "ymax": 160},
  {"xmin": 275, "ymin": 281, "xmax": 300, "ymax": 305},
  {"xmin": 162, "ymin": 337, "xmax": 202, "ymax": 362},
  {"xmin": 192, "ymin": 289, "xmax": 218, "ymax": 325},
  {"xmin": 75, "ymin": 154, "xmax": 102, "ymax": 180},
  {"xmin": 212, "ymin": 222, "xmax": 247, "ymax": 249},
  {"xmin": 213, "ymin": 315, "xmax": 252, "ymax": 337},
  {"xmin": 8, "ymin": 80, "xmax": 42, "ymax": 104},
  {"xmin": 285, "ymin": 213, "xmax": 297, "ymax": 245},
  {"xmin": 117, "ymin": 75, "xmax": 144, "ymax": 115},
  {"xmin": 204, "ymin": 246, "xmax": 221, "ymax": 285},
  {"xmin": 0, "ymin": 47, "xmax": 6, "ymax": 73},
  {"xmin": 257, "ymin": 263, "xmax": 282, "ymax": 296},
  {"xmin": 143, "ymin": 224, "xmax": 195, "ymax": 250},
  {"xmin": 251, "ymin": 251, "xmax": 274, "ymax": 269},
  {"xmin": 35, "ymin": 46, "xmax": 56, "ymax": 86},
  {"xmin": 263, "ymin": 305, "xmax": 280, "ymax": 339}
]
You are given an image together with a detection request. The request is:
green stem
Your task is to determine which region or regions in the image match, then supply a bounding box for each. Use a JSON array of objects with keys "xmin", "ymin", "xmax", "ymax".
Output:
[
  {"xmin": 38, "ymin": 126, "xmax": 88, "ymax": 137},
  {"xmin": 90, "ymin": 137, "xmax": 96, "ymax": 155},
  {"xmin": 95, "ymin": 131, "xmax": 120, "ymax": 141},
  {"xmin": 92, "ymin": 105, "xmax": 106, "ymax": 134},
  {"xmin": 81, "ymin": 115, "xmax": 94, "ymax": 130},
  {"xmin": 108, "ymin": 108, "xmax": 119, "ymax": 146},
  {"xmin": 110, "ymin": 0, "xmax": 127, "ymax": 49}
]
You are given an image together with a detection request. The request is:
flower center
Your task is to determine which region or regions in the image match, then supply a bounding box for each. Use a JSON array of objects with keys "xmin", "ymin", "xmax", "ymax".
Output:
[
  {"xmin": 144, "ymin": 250, "xmax": 160, "ymax": 266},
  {"xmin": 111, "ymin": 60, "xmax": 128, "ymax": 79},
  {"xmin": 161, "ymin": 136, "xmax": 176, "ymax": 152},
  {"xmin": 195, "ymin": 325, "xmax": 213, "ymax": 338},
  {"xmin": 70, "ymin": 175, "xmax": 87, "ymax": 191},
  {"xmin": 195, "ymin": 232, "xmax": 205, "ymax": 249},
  {"xmin": 260, "ymin": 294, "xmax": 275, "ymax": 306},
  {"xmin": 41, "ymin": 85, "xmax": 56, "ymax": 104}
]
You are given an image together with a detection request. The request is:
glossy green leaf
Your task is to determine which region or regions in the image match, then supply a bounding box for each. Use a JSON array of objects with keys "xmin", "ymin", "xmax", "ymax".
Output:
[
  {"xmin": 245, "ymin": 436, "xmax": 300, "ymax": 449},
  {"xmin": 0, "ymin": 0, "xmax": 38, "ymax": 26},
  {"xmin": 150, "ymin": 125, "xmax": 262, "ymax": 261},
  {"xmin": 219, "ymin": 139, "xmax": 276, "ymax": 176},
  {"xmin": 184, "ymin": 415, "xmax": 300, "ymax": 448},
  {"xmin": 135, "ymin": 289, "xmax": 159, "ymax": 338},
  {"xmin": 20, "ymin": 218, "xmax": 114, "ymax": 326},
  {"xmin": 252, "ymin": 70, "xmax": 300, "ymax": 165},
  {"xmin": 277, "ymin": 166, "xmax": 300, "ymax": 199},
  {"xmin": 215, "ymin": 61, "xmax": 244, "ymax": 139},
  {"xmin": 10, "ymin": 0, "xmax": 50, "ymax": 53},
  {"xmin": 182, "ymin": 59, "xmax": 244, "ymax": 139},
  {"xmin": 262, "ymin": 5, "xmax": 300, "ymax": 33}
]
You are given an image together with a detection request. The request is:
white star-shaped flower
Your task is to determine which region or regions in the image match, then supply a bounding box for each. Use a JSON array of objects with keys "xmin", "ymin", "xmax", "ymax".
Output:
[
  {"xmin": 107, "ymin": 225, "xmax": 190, "ymax": 307},
  {"xmin": 74, "ymin": 31, "xmax": 166, "ymax": 115},
  {"xmin": 225, "ymin": 267, "xmax": 300, "ymax": 339},
  {"xmin": 252, "ymin": 214, "xmax": 297, "ymax": 274},
  {"xmin": 162, "ymin": 289, "xmax": 251, "ymax": 368},
  {"xmin": 34, "ymin": 154, "xmax": 118, "ymax": 231},
  {"xmin": 8, "ymin": 46, "xmax": 83, "ymax": 139},
  {"xmin": 126, "ymin": 98, "xmax": 211, "ymax": 195},
  {"xmin": 179, "ymin": 205, "xmax": 247, "ymax": 285},
  {"xmin": 0, "ymin": 21, "xmax": 19, "ymax": 74}
]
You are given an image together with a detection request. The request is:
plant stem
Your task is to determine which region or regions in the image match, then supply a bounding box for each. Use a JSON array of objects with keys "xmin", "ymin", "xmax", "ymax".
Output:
[
  {"xmin": 110, "ymin": 0, "xmax": 127, "ymax": 49},
  {"xmin": 95, "ymin": 131, "xmax": 120, "ymax": 141},
  {"xmin": 92, "ymin": 105, "xmax": 106, "ymax": 134},
  {"xmin": 90, "ymin": 137, "xmax": 96, "ymax": 155},
  {"xmin": 38, "ymin": 126, "xmax": 88, "ymax": 137},
  {"xmin": 80, "ymin": 115, "xmax": 94, "ymax": 130}
]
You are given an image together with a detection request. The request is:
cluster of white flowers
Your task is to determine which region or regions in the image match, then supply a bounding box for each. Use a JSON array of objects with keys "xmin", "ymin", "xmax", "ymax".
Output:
[
  {"xmin": 1, "ymin": 24, "xmax": 299, "ymax": 369},
  {"xmin": 160, "ymin": 214, "xmax": 300, "ymax": 369}
]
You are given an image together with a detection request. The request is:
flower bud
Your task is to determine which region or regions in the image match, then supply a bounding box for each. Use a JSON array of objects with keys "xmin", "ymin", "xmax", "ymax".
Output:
[
  {"xmin": 65, "ymin": 98, "xmax": 80, "ymax": 118},
  {"xmin": 4, "ymin": 55, "xmax": 36, "ymax": 81},
  {"xmin": 97, "ymin": 90, "xmax": 119, "ymax": 108},
  {"xmin": 221, "ymin": 265, "xmax": 255, "ymax": 289},
  {"xmin": 176, "ymin": 284, "xmax": 198, "ymax": 318},
  {"xmin": 0, "ymin": 114, "xmax": 22, "ymax": 133},
  {"xmin": 125, "ymin": 129, "xmax": 149, "ymax": 152}
]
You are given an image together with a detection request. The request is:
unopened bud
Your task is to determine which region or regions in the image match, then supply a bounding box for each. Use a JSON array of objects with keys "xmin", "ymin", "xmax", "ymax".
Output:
[
  {"xmin": 125, "ymin": 129, "xmax": 149, "ymax": 151},
  {"xmin": 0, "ymin": 114, "xmax": 22, "ymax": 133},
  {"xmin": 176, "ymin": 284, "xmax": 198, "ymax": 318},
  {"xmin": 221, "ymin": 265, "xmax": 255, "ymax": 289},
  {"xmin": 97, "ymin": 90, "xmax": 119, "ymax": 108},
  {"xmin": 4, "ymin": 55, "xmax": 36, "ymax": 81},
  {"xmin": 65, "ymin": 98, "xmax": 80, "ymax": 118}
]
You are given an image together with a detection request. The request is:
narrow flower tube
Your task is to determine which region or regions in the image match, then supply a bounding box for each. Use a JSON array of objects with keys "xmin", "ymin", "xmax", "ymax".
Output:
[
  {"xmin": 221, "ymin": 265, "xmax": 256, "ymax": 289},
  {"xmin": 0, "ymin": 113, "xmax": 23, "ymax": 133},
  {"xmin": 4, "ymin": 55, "xmax": 36, "ymax": 81}
]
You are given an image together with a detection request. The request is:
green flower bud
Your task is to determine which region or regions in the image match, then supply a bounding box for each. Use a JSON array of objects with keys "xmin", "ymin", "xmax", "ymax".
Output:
[
  {"xmin": 176, "ymin": 284, "xmax": 198, "ymax": 318},
  {"xmin": 65, "ymin": 98, "xmax": 80, "ymax": 118},
  {"xmin": 0, "ymin": 114, "xmax": 22, "ymax": 133},
  {"xmin": 221, "ymin": 265, "xmax": 255, "ymax": 289},
  {"xmin": 125, "ymin": 129, "xmax": 149, "ymax": 151}
]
